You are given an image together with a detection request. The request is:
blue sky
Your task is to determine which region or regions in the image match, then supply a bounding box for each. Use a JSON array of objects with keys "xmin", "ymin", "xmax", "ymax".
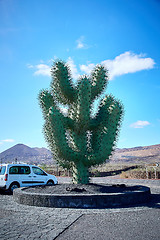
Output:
[{"xmin": 0, "ymin": 0, "xmax": 160, "ymax": 153}]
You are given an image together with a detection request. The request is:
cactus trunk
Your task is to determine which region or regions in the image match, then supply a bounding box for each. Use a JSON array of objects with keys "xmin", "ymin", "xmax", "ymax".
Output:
[{"xmin": 72, "ymin": 162, "xmax": 89, "ymax": 184}]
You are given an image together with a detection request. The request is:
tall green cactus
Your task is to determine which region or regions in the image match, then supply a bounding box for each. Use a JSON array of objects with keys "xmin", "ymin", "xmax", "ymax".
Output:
[{"xmin": 38, "ymin": 60, "xmax": 124, "ymax": 184}]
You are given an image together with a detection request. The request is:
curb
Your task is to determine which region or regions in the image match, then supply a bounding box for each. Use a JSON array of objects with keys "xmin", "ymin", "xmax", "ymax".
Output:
[{"xmin": 13, "ymin": 185, "xmax": 151, "ymax": 209}]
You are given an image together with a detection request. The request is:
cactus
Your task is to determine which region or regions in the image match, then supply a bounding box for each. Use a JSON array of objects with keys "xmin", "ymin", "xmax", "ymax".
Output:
[{"xmin": 38, "ymin": 60, "xmax": 124, "ymax": 184}]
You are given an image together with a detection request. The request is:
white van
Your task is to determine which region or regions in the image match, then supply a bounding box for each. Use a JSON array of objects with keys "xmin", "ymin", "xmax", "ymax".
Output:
[{"xmin": 0, "ymin": 163, "xmax": 58, "ymax": 192}]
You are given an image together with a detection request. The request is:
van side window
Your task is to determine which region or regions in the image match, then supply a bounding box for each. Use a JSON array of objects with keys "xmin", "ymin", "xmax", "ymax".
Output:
[
  {"xmin": 9, "ymin": 166, "xmax": 19, "ymax": 174},
  {"xmin": 19, "ymin": 166, "xmax": 31, "ymax": 174},
  {"xmin": 9, "ymin": 166, "xmax": 31, "ymax": 174},
  {"xmin": 32, "ymin": 167, "xmax": 47, "ymax": 176}
]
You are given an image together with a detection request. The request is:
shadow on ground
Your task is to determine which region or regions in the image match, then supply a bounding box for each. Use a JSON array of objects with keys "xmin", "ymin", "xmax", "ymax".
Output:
[
  {"xmin": 91, "ymin": 166, "xmax": 138, "ymax": 177},
  {"xmin": 0, "ymin": 189, "xmax": 11, "ymax": 195},
  {"xmin": 148, "ymin": 193, "xmax": 160, "ymax": 209}
]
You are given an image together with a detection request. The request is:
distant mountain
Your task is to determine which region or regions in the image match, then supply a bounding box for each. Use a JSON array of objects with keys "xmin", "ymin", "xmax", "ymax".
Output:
[
  {"xmin": 116, "ymin": 144, "xmax": 160, "ymax": 153},
  {"xmin": 1, "ymin": 144, "xmax": 39, "ymax": 157},
  {"xmin": 0, "ymin": 143, "xmax": 160, "ymax": 165},
  {"xmin": 0, "ymin": 144, "xmax": 54, "ymax": 165},
  {"xmin": 33, "ymin": 147, "xmax": 51, "ymax": 156},
  {"xmin": 112, "ymin": 144, "xmax": 160, "ymax": 164}
]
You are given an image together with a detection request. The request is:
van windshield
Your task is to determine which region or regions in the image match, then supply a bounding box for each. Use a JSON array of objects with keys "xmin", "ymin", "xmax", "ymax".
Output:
[{"xmin": 0, "ymin": 166, "xmax": 6, "ymax": 175}]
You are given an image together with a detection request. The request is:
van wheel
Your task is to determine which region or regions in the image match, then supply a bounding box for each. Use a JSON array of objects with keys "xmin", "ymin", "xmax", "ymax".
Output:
[
  {"xmin": 47, "ymin": 180, "xmax": 54, "ymax": 185},
  {"xmin": 9, "ymin": 182, "xmax": 20, "ymax": 193}
]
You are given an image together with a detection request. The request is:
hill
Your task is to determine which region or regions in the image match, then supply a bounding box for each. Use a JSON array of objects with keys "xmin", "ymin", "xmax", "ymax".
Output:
[
  {"xmin": 112, "ymin": 144, "xmax": 160, "ymax": 164},
  {"xmin": 0, "ymin": 144, "xmax": 54, "ymax": 165}
]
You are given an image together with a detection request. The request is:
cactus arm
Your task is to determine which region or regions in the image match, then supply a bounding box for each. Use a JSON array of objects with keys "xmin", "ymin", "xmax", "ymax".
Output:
[
  {"xmin": 69, "ymin": 77, "xmax": 91, "ymax": 163},
  {"xmin": 89, "ymin": 95, "xmax": 114, "ymax": 130},
  {"xmin": 89, "ymin": 96, "xmax": 123, "ymax": 167},
  {"xmin": 43, "ymin": 121, "xmax": 55, "ymax": 156},
  {"xmin": 48, "ymin": 107, "xmax": 82, "ymax": 163},
  {"xmin": 50, "ymin": 61, "xmax": 77, "ymax": 104},
  {"xmin": 39, "ymin": 89, "xmax": 78, "ymax": 163},
  {"xmin": 38, "ymin": 90, "xmax": 54, "ymax": 115},
  {"xmin": 90, "ymin": 65, "xmax": 108, "ymax": 100},
  {"xmin": 39, "ymin": 90, "xmax": 74, "ymax": 129},
  {"xmin": 65, "ymin": 77, "xmax": 91, "ymax": 160},
  {"xmin": 99, "ymin": 100, "xmax": 123, "ymax": 158},
  {"xmin": 75, "ymin": 76, "xmax": 91, "ymax": 131}
]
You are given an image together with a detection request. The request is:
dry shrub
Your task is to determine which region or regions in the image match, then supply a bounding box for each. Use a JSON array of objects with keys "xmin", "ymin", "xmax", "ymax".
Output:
[{"xmin": 120, "ymin": 169, "xmax": 160, "ymax": 179}]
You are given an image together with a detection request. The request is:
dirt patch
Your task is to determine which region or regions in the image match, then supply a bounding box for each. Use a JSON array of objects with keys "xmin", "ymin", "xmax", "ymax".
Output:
[{"xmin": 24, "ymin": 183, "xmax": 140, "ymax": 195}]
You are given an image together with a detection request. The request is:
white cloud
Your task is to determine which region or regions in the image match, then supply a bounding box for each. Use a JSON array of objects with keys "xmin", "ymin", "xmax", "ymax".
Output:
[
  {"xmin": 80, "ymin": 63, "xmax": 95, "ymax": 75},
  {"xmin": 0, "ymin": 139, "xmax": 15, "ymax": 145},
  {"xmin": 28, "ymin": 58, "xmax": 79, "ymax": 79},
  {"xmin": 77, "ymin": 42, "xmax": 84, "ymax": 49},
  {"xmin": 76, "ymin": 36, "xmax": 88, "ymax": 49},
  {"xmin": 67, "ymin": 57, "xmax": 80, "ymax": 79},
  {"xmin": 130, "ymin": 120, "xmax": 150, "ymax": 128},
  {"xmin": 2, "ymin": 139, "xmax": 15, "ymax": 142},
  {"xmin": 34, "ymin": 64, "xmax": 51, "ymax": 77},
  {"xmin": 102, "ymin": 51, "xmax": 155, "ymax": 80},
  {"xmin": 28, "ymin": 51, "xmax": 155, "ymax": 81},
  {"xmin": 80, "ymin": 51, "xmax": 155, "ymax": 80},
  {"xmin": 48, "ymin": 56, "xmax": 58, "ymax": 63}
]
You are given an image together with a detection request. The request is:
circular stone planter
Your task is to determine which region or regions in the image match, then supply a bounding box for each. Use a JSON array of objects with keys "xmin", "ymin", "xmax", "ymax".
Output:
[{"xmin": 13, "ymin": 184, "xmax": 151, "ymax": 209}]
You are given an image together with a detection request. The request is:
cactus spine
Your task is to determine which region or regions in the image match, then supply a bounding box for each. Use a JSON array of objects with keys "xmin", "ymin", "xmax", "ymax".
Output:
[{"xmin": 39, "ymin": 60, "xmax": 123, "ymax": 184}]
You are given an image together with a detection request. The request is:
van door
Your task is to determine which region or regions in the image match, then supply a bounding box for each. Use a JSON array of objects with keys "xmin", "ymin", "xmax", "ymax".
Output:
[
  {"xmin": 31, "ymin": 166, "xmax": 48, "ymax": 186},
  {"xmin": 9, "ymin": 166, "xmax": 33, "ymax": 187}
]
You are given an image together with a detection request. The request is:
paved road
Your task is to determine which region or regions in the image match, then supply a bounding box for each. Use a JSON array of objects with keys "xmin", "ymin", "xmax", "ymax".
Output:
[{"xmin": 0, "ymin": 177, "xmax": 160, "ymax": 240}]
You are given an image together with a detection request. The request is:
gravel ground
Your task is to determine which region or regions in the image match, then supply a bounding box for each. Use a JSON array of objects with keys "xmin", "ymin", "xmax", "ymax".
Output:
[{"xmin": 0, "ymin": 177, "xmax": 160, "ymax": 240}]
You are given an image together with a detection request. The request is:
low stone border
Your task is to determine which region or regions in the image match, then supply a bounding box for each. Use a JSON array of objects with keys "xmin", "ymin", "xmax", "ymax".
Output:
[{"xmin": 13, "ymin": 185, "xmax": 151, "ymax": 209}]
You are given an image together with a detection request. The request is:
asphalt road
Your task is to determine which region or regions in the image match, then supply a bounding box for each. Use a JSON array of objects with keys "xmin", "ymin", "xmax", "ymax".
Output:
[{"xmin": 0, "ymin": 177, "xmax": 160, "ymax": 240}]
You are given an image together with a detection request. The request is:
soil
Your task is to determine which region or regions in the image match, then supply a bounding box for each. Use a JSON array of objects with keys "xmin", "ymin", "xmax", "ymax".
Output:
[{"xmin": 24, "ymin": 183, "xmax": 141, "ymax": 195}]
